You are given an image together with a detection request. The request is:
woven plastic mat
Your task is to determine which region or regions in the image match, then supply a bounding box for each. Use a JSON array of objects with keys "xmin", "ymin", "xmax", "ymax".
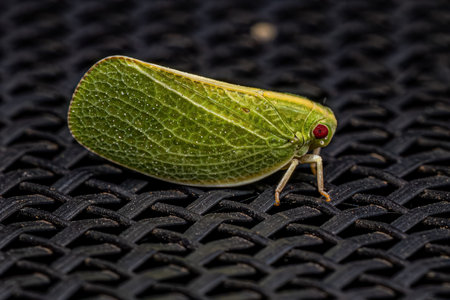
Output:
[{"xmin": 1, "ymin": 0, "xmax": 449, "ymax": 299}]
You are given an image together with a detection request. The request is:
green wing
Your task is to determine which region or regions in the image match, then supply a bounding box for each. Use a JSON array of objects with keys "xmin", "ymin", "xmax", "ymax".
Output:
[{"xmin": 68, "ymin": 56, "xmax": 296, "ymax": 186}]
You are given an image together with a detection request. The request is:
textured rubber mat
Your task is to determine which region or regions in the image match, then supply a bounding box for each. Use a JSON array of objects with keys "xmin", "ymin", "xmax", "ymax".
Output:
[{"xmin": 0, "ymin": 0, "xmax": 449, "ymax": 299}]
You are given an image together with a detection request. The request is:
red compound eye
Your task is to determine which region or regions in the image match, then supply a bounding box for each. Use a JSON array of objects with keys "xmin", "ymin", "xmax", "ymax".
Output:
[{"xmin": 313, "ymin": 124, "xmax": 328, "ymax": 139}]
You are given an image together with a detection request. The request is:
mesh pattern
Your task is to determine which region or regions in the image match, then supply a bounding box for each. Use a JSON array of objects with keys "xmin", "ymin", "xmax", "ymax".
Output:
[{"xmin": 0, "ymin": 0, "xmax": 449, "ymax": 299}]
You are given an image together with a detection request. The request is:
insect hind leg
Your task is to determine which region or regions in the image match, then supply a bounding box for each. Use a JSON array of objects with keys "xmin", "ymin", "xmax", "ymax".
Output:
[{"xmin": 274, "ymin": 158, "xmax": 299, "ymax": 206}]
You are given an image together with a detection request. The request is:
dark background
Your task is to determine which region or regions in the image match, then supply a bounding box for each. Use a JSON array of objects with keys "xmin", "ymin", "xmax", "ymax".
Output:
[{"xmin": 0, "ymin": 0, "xmax": 449, "ymax": 299}]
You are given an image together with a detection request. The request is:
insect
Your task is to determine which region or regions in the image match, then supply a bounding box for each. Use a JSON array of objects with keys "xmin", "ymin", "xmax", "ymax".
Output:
[{"xmin": 68, "ymin": 56, "xmax": 337, "ymax": 206}]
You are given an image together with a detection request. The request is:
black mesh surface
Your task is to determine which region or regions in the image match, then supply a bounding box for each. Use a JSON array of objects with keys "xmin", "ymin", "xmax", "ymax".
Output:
[{"xmin": 1, "ymin": 0, "xmax": 449, "ymax": 299}]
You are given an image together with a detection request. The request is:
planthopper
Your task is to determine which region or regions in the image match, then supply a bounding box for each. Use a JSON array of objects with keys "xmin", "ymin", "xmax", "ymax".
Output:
[{"xmin": 68, "ymin": 56, "xmax": 337, "ymax": 205}]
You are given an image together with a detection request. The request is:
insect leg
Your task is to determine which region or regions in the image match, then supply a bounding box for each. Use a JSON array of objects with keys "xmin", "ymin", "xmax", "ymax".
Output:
[
  {"xmin": 310, "ymin": 148, "xmax": 321, "ymax": 175},
  {"xmin": 300, "ymin": 154, "xmax": 331, "ymax": 202},
  {"xmin": 274, "ymin": 158, "xmax": 299, "ymax": 206}
]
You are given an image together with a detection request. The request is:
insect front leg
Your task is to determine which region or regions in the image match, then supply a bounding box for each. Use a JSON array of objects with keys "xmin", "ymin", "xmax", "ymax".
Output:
[
  {"xmin": 299, "ymin": 154, "xmax": 331, "ymax": 202},
  {"xmin": 310, "ymin": 148, "xmax": 321, "ymax": 175}
]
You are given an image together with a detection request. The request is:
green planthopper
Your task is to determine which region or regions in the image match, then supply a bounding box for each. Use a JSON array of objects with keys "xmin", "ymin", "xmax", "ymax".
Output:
[{"xmin": 68, "ymin": 56, "xmax": 337, "ymax": 205}]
